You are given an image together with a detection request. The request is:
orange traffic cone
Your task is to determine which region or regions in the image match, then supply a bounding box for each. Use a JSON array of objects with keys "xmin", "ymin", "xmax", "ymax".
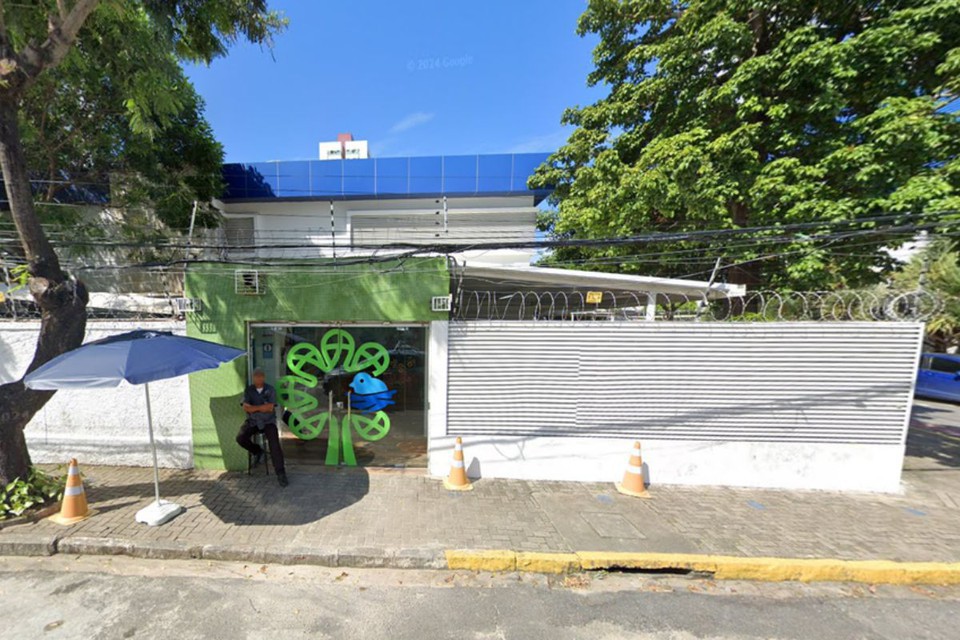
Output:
[
  {"xmin": 443, "ymin": 437, "xmax": 473, "ymax": 491},
  {"xmin": 615, "ymin": 441, "xmax": 650, "ymax": 499},
  {"xmin": 49, "ymin": 459, "xmax": 96, "ymax": 525}
]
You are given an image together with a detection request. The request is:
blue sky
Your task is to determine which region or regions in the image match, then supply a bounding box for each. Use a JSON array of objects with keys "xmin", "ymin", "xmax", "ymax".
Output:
[{"xmin": 185, "ymin": 1, "xmax": 601, "ymax": 162}]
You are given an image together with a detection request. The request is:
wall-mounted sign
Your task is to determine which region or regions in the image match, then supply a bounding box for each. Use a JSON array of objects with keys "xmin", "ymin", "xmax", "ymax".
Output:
[
  {"xmin": 586, "ymin": 291, "xmax": 603, "ymax": 304},
  {"xmin": 262, "ymin": 343, "xmax": 273, "ymax": 360}
]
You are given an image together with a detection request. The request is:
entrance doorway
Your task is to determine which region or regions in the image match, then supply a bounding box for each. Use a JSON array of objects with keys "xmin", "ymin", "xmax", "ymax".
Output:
[{"xmin": 249, "ymin": 324, "xmax": 428, "ymax": 468}]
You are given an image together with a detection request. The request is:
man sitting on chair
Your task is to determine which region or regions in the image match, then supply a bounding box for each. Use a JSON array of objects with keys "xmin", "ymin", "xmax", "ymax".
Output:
[{"xmin": 236, "ymin": 368, "xmax": 288, "ymax": 487}]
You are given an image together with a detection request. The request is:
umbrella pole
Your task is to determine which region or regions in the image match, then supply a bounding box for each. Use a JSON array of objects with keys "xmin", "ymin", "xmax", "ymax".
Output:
[
  {"xmin": 144, "ymin": 382, "xmax": 161, "ymax": 504},
  {"xmin": 134, "ymin": 382, "xmax": 183, "ymax": 526}
]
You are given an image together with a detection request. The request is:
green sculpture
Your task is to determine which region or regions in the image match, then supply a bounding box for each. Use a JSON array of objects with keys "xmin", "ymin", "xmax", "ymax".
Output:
[{"xmin": 277, "ymin": 329, "xmax": 391, "ymax": 465}]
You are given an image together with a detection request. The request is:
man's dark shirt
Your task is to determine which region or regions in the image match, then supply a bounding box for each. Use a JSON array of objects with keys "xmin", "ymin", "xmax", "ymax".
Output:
[{"xmin": 242, "ymin": 384, "xmax": 277, "ymax": 430}]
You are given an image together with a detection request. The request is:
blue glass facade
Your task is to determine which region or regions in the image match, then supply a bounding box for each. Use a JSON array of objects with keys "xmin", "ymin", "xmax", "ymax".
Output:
[{"xmin": 220, "ymin": 152, "xmax": 552, "ymax": 203}]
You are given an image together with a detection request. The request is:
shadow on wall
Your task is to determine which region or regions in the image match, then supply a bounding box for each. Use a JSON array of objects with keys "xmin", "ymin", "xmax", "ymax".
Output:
[
  {"xmin": 26, "ymin": 438, "xmax": 193, "ymax": 469},
  {"xmin": 208, "ymin": 393, "xmax": 248, "ymax": 471},
  {"xmin": 448, "ymin": 381, "xmax": 916, "ymax": 446},
  {"xmin": 466, "ymin": 457, "xmax": 482, "ymax": 480}
]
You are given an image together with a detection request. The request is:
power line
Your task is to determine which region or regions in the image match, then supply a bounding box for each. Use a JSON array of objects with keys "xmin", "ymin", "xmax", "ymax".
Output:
[{"xmin": 4, "ymin": 209, "xmax": 952, "ymax": 252}]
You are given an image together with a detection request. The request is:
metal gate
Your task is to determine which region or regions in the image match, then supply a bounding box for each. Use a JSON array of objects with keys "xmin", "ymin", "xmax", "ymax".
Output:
[{"xmin": 446, "ymin": 322, "xmax": 923, "ymax": 444}]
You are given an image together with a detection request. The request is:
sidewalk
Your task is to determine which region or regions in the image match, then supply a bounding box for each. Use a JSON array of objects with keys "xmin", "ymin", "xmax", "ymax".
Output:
[{"xmin": 2, "ymin": 413, "xmax": 959, "ymax": 579}]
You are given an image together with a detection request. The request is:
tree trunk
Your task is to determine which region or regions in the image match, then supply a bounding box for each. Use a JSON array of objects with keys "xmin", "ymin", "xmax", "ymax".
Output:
[
  {"xmin": 723, "ymin": 199, "xmax": 765, "ymax": 318},
  {"xmin": 0, "ymin": 95, "xmax": 88, "ymax": 485}
]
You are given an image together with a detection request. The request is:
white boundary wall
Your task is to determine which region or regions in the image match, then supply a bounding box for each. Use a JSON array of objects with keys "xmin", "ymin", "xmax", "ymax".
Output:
[
  {"xmin": 1, "ymin": 321, "xmax": 192, "ymax": 468},
  {"xmin": 426, "ymin": 321, "xmax": 923, "ymax": 493}
]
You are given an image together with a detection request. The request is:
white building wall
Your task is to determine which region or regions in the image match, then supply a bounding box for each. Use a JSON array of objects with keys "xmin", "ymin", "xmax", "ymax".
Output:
[
  {"xmin": 1, "ymin": 321, "xmax": 193, "ymax": 469},
  {"xmin": 217, "ymin": 195, "xmax": 538, "ymax": 265},
  {"xmin": 426, "ymin": 321, "xmax": 922, "ymax": 493}
]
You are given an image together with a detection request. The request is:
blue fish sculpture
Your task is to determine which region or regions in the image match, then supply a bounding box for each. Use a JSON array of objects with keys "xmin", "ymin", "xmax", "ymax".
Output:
[{"xmin": 349, "ymin": 372, "xmax": 397, "ymax": 414}]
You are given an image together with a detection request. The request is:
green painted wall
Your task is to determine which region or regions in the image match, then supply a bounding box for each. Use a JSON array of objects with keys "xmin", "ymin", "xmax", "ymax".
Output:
[{"xmin": 184, "ymin": 258, "xmax": 450, "ymax": 470}]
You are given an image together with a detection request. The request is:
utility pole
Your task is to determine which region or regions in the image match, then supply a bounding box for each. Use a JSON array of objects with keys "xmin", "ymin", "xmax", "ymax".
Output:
[{"xmin": 330, "ymin": 201, "xmax": 336, "ymax": 262}]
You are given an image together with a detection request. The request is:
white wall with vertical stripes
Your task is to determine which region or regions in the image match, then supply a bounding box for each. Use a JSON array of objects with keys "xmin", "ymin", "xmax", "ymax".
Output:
[{"xmin": 427, "ymin": 321, "xmax": 923, "ymax": 492}]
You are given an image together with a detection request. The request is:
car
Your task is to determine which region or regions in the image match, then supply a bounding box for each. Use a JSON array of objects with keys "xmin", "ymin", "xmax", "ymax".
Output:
[{"xmin": 915, "ymin": 353, "xmax": 960, "ymax": 402}]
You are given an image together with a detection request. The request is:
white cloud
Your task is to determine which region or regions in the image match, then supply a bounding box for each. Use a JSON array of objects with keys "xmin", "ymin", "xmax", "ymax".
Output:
[
  {"xmin": 389, "ymin": 111, "xmax": 435, "ymax": 134},
  {"xmin": 505, "ymin": 129, "xmax": 572, "ymax": 154}
]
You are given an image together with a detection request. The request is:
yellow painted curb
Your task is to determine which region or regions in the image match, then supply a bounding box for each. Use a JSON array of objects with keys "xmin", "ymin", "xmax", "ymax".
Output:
[
  {"xmin": 445, "ymin": 549, "xmax": 960, "ymax": 585},
  {"xmin": 445, "ymin": 549, "xmax": 516, "ymax": 572},
  {"xmin": 516, "ymin": 552, "xmax": 580, "ymax": 574},
  {"xmin": 578, "ymin": 552, "xmax": 960, "ymax": 585}
]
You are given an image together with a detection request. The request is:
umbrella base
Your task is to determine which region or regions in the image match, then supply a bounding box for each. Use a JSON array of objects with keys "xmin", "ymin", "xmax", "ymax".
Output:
[{"xmin": 135, "ymin": 500, "xmax": 184, "ymax": 526}]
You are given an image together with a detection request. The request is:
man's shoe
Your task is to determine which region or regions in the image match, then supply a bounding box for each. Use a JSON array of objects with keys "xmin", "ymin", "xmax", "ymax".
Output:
[
  {"xmin": 277, "ymin": 472, "xmax": 289, "ymax": 487},
  {"xmin": 252, "ymin": 452, "xmax": 265, "ymax": 468}
]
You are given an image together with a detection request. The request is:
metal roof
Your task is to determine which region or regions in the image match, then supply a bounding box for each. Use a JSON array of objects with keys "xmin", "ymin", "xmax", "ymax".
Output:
[
  {"xmin": 460, "ymin": 263, "xmax": 746, "ymax": 299},
  {"xmin": 220, "ymin": 152, "xmax": 553, "ymax": 203}
]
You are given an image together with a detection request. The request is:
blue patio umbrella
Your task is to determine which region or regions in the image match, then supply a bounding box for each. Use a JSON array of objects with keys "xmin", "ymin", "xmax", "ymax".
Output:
[{"xmin": 24, "ymin": 330, "xmax": 245, "ymax": 526}]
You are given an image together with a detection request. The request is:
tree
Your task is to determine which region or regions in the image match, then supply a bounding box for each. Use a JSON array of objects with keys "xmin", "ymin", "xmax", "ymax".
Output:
[
  {"xmin": 530, "ymin": 1, "xmax": 960, "ymax": 290},
  {"xmin": 0, "ymin": 0, "xmax": 285, "ymax": 485},
  {"xmin": 887, "ymin": 237, "xmax": 960, "ymax": 351}
]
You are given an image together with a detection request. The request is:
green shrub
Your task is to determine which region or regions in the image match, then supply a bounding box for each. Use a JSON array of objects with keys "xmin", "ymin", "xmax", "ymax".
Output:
[{"xmin": 0, "ymin": 468, "xmax": 66, "ymax": 520}]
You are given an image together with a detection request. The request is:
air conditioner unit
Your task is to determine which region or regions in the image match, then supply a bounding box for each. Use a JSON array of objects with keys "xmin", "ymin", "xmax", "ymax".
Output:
[
  {"xmin": 431, "ymin": 295, "xmax": 452, "ymax": 312},
  {"xmin": 235, "ymin": 270, "xmax": 264, "ymax": 295},
  {"xmin": 172, "ymin": 298, "xmax": 201, "ymax": 314}
]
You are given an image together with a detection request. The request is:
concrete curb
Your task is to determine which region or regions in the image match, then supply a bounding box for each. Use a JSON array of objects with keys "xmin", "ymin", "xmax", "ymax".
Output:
[
  {"xmin": 0, "ymin": 534, "xmax": 447, "ymax": 570},
  {"xmin": 3, "ymin": 535, "xmax": 959, "ymax": 584},
  {"xmin": 0, "ymin": 532, "xmax": 58, "ymax": 556},
  {"xmin": 445, "ymin": 550, "xmax": 960, "ymax": 585},
  {"xmin": 57, "ymin": 537, "xmax": 203, "ymax": 561}
]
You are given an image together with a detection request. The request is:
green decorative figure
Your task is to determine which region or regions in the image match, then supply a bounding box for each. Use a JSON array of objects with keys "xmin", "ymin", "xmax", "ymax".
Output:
[{"xmin": 278, "ymin": 329, "xmax": 392, "ymax": 466}]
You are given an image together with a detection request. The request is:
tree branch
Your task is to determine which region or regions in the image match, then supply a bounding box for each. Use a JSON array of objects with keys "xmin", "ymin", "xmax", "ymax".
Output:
[
  {"xmin": 17, "ymin": 0, "xmax": 99, "ymax": 84},
  {"xmin": 0, "ymin": 1, "xmax": 8, "ymax": 45}
]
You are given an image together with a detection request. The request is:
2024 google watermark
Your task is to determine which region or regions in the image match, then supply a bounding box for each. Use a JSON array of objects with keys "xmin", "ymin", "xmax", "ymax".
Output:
[{"xmin": 407, "ymin": 55, "xmax": 474, "ymax": 72}]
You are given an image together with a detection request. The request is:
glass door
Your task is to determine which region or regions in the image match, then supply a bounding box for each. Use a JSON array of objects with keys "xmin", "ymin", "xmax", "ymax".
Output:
[{"xmin": 249, "ymin": 324, "xmax": 428, "ymax": 468}]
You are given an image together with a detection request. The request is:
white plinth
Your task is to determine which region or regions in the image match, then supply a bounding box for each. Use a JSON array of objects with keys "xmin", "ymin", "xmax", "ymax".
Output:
[{"xmin": 135, "ymin": 500, "xmax": 184, "ymax": 526}]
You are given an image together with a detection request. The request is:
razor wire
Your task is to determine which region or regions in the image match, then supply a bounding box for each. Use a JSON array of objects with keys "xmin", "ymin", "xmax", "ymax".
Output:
[
  {"xmin": 1, "ymin": 286, "xmax": 942, "ymax": 323},
  {"xmin": 452, "ymin": 289, "xmax": 943, "ymax": 323}
]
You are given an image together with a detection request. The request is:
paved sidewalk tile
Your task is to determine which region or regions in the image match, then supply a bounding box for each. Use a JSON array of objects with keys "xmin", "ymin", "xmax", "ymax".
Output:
[
  {"xmin": 3, "ymin": 404, "xmax": 960, "ymax": 564},
  {"xmin": 2, "ymin": 452, "xmax": 959, "ymax": 563}
]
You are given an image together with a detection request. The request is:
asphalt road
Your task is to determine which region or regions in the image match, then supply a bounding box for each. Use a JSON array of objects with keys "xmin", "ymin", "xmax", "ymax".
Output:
[
  {"xmin": 912, "ymin": 397, "xmax": 960, "ymax": 428},
  {"xmin": 908, "ymin": 398, "xmax": 960, "ymax": 469},
  {"xmin": 2, "ymin": 555, "xmax": 959, "ymax": 640}
]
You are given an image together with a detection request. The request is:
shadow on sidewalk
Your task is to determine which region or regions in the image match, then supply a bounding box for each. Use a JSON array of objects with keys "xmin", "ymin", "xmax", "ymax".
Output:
[
  {"xmin": 906, "ymin": 427, "xmax": 960, "ymax": 468},
  {"xmin": 201, "ymin": 468, "xmax": 370, "ymax": 526},
  {"xmin": 82, "ymin": 467, "xmax": 370, "ymax": 527},
  {"xmin": 907, "ymin": 402, "xmax": 960, "ymax": 468}
]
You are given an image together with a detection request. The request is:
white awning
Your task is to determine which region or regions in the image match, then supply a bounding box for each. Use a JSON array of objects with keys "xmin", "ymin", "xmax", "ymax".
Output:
[{"xmin": 460, "ymin": 263, "xmax": 745, "ymax": 300}]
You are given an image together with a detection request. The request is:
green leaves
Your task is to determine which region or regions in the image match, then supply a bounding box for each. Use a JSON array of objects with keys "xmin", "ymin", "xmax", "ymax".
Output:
[
  {"xmin": 8, "ymin": 1, "xmax": 285, "ymax": 229},
  {"xmin": 0, "ymin": 468, "xmax": 66, "ymax": 520},
  {"xmin": 533, "ymin": 1, "xmax": 960, "ymax": 289},
  {"xmin": 885, "ymin": 237, "xmax": 960, "ymax": 348}
]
